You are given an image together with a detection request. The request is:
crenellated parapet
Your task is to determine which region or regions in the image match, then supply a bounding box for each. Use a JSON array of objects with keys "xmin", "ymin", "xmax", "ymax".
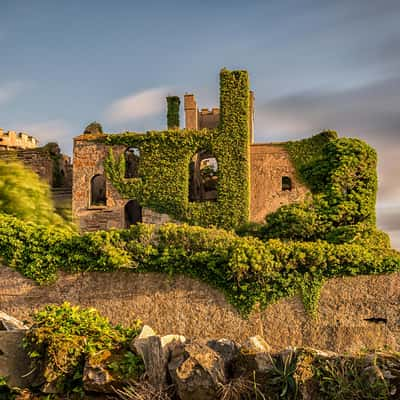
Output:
[{"xmin": 0, "ymin": 128, "xmax": 39, "ymax": 150}]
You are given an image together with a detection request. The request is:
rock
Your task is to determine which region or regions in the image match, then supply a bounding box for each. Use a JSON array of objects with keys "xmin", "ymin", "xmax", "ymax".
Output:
[
  {"xmin": 242, "ymin": 335, "xmax": 271, "ymax": 353},
  {"xmin": 0, "ymin": 330, "xmax": 33, "ymax": 388},
  {"xmin": 207, "ymin": 338, "xmax": 239, "ymax": 376},
  {"xmin": 233, "ymin": 335, "xmax": 273, "ymax": 379},
  {"xmin": 161, "ymin": 334, "xmax": 186, "ymax": 353},
  {"xmin": 82, "ymin": 350, "xmax": 117, "ymax": 393},
  {"xmin": 132, "ymin": 327, "xmax": 186, "ymax": 390},
  {"xmin": 168, "ymin": 341, "xmax": 226, "ymax": 400},
  {"xmin": 0, "ymin": 311, "xmax": 28, "ymax": 331}
]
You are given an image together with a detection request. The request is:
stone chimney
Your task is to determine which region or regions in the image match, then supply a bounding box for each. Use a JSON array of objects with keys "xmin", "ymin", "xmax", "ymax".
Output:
[{"xmin": 184, "ymin": 94, "xmax": 198, "ymax": 130}]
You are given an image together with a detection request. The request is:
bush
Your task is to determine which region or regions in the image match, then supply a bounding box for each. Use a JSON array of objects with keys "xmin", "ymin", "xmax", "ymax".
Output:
[
  {"xmin": 0, "ymin": 160, "xmax": 65, "ymax": 226},
  {"xmin": 24, "ymin": 303, "xmax": 142, "ymax": 394},
  {"xmin": 1, "ymin": 213, "xmax": 399, "ymax": 315}
]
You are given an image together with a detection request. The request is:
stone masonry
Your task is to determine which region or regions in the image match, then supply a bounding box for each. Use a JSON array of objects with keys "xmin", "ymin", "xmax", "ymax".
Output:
[{"xmin": 73, "ymin": 80, "xmax": 308, "ymax": 232}]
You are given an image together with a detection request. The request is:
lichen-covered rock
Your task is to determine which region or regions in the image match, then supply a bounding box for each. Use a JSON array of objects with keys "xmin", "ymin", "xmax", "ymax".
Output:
[
  {"xmin": 132, "ymin": 326, "xmax": 186, "ymax": 390},
  {"xmin": 233, "ymin": 335, "xmax": 273, "ymax": 379},
  {"xmin": 83, "ymin": 350, "xmax": 115, "ymax": 393},
  {"xmin": 206, "ymin": 338, "xmax": 239, "ymax": 377},
  {"xmin": 0, "ymin": 330, "xmax": 33, "ymax": 388},
  {"xmin": 0, "ymin": 311, "xmax": 27, "ymax": 331},
  {"xmin": 168, "ymin": 341, "xmax": 226, "ymax": 400}
]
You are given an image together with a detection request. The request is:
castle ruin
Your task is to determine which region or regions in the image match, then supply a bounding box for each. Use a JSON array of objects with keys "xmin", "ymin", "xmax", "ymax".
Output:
[{"xmin": 72, "ymin": 70, "xmax": 310, "ymax": 232}]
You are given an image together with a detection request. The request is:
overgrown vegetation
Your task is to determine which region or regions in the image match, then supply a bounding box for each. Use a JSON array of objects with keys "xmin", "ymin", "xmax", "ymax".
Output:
[
  {"xmin": 1, "ymin": 213, "xmax": 399, "ymax": 315},
  {"xmin": 262, "ymin": 132, "xmax": 379, "ymax": 242},
  {"xmin": 103, "ymin": 68, "xmax": 250, "ymax": 229},
  {"xmin": 23, "ymin": 302, "xmax": 143, "ymax": 395},
  {"xmin": 166, "ymin": 95, "xmax": 180, "ymax": 129}
]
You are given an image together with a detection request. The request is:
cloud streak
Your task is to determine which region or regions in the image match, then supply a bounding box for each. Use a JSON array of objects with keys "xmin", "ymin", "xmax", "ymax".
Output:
[
  {"xmin": 105, "ymin": 87, "xmax": 169, "ymax": 124},
  {"xmin": 0, "ymin": 81, "xmax": 26, "ymax": 105}
]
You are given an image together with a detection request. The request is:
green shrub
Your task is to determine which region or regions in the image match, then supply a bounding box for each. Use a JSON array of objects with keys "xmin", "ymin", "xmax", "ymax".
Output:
[
  {"xmin": 1, "ymin": 212, "xmax": 399, "ymax": 315},
  {"xmin": 24, "ymin": 303, "xmax": 142, "ymax": 394},
  {"xmin": 0, "ymin": 160, "xmax": 65, "ymax": 226}
]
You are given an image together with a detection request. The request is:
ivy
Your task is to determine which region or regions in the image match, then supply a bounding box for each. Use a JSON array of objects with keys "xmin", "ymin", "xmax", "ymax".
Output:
[
  {"xmin": 166, "ymin": 96, "xmax": 180, "ymax": 129},
  {"xmin": 102, "ymin": 69, "xmax": 250, "ymax": 230},
  {"xmin": 262, "ymin": 132, "xmax": 380, "ymax": 243},
  {"xmin": 23, "ymin": 302, "xmax": 143, "ymax": 394},
  {"xmin": 1, "ymin": 213, "xmax": 399, "ymax": 316}
]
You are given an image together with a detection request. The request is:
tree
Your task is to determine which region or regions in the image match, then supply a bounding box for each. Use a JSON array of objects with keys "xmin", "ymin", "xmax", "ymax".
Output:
[{"xmin": 0, "ymin": 160, "xmax": 65, "ymax": 225}]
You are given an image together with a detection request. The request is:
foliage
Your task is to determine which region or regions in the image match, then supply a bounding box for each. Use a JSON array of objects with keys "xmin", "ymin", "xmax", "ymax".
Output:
[
  {"xmin": 0, "ymin": 376, "xmax": 16, "ymax": 400},
  {"xmin": 83, "ymin": 121, "xmax": 103, "ymax": 135},
  {"xmin": 107, "ymin": 351, "xmax": 145, "ymax": 379},
  {"xmin": 103, "ymin": 68, "xmax": 250, "ymax": 229},
  {"xmin": 24, "ymin": 303, "xmax": 142, "ymax": 394},
  {"xmin": 0, "ymin": 160, "xmax": 66, "ymax": 227},
  {"xmin": 166, "ymin": 96, "xmax": 180, "ymax": 129},
  {"xmin": 263, "ymin": 133, "xmax": 379, "ymax": 242},
  {"xmin": 264, "ymin": 350, "xmax": 298, "ymax": 399},
  {"xmin": 1, "ymin": 212, "xmax": 400, "ymax": 315},
  {"xmin": 312, "ymin": 355, "xmax": 389, "ymax": 399}
]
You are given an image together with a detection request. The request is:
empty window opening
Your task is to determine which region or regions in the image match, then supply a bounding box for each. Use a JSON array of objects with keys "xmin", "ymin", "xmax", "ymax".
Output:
[
  {"xmin": 125, "ymin": 200, "xmax": 142, "ymax": 227},
  {"xmin": 125, "ymin": 147, "xmax": 140, "ymax": 178},
  {"xmin": 90, "ymin": 174, "xmax": 106, "ymax": 206},
  {"xmin": 282, "ymin": 176, "xmax": 292, "ymax": 191},
  {"xmin": 189, "ymin": 150, "xmax": 218, "ymax": 202},
  {"xmin": 364, "ymin": 317, "xmax": 387, "ymax": 324}
]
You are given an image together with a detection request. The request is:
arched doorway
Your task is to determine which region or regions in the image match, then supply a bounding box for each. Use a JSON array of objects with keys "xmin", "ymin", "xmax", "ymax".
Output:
[
  {"xmin": 90, "ymin": 174, "xmax": 106, "ymax": 206},
  {"xmin": 125, "ymin": 200, "xmax": 142, "ymax": 227},
  {"xmin": 189, "ymin": 150, "xmax": 218, "ymax": 202}
]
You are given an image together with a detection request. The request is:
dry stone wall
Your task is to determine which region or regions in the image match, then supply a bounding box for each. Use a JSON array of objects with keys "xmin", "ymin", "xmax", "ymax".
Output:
[
  {"xmin": 1, "ymin": 264, "xmax": 398, "ymax": 354},
  {"xmin": 0, "ymin": 149, "xmax": 54, "ymax": 185}
]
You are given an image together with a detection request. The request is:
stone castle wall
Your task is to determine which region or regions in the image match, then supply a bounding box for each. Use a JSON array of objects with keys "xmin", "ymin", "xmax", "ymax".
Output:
[
  {"xmin": 73, "ymin": 135, "xmax": 173, "ymax": 232},
  {"xmin": 0, "ymin": 146, "xmax": 72, "ymax": 189},
  {"xmin": 250, "ymin": 144, "xmax": 310, "ymax": 223},
  {"xmin": 1, "ymin": 265, "xmax": 398, "ymax": 354},
  {"xmin": 73, "ymin": 136, "xmax": 310, "ymax": 231},
  {"xmin": 0, "ymin": 149, "xmax": 54, "ymax": 185}
]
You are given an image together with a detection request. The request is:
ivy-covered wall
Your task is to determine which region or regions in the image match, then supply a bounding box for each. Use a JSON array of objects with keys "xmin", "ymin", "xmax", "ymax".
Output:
[
  {"xmin": 103, "ymin": 68, "xmax": 250, "ymax": 229},
  {"xmin": 75, "ymin": 69, "xmax": 382, "ymax": 239}
]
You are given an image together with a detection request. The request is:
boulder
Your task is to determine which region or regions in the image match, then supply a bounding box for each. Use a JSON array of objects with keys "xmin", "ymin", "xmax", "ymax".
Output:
[
  {"xmin": 0, "ymin": 311, "xmax": 27, "ymax": 331},
  {"xmin": 207, "ymin": 338, "xmax": 239, "ymax": 376},
  {"xmin": 0, "ymin": 330, "xmax": 33, "ymax": 388},
  {"xmin": 233, "ymin": 335, "xmax": 273, "ymax": 379},
  {"xmin": 82, "ymin": 350, "xmax": 117, "ymax": 393},
  {"xmin": 132, "ymin": 326, "xmax": 186, "ymax": 390},
  {"xmin": 168, "ymin": 341, "xmax": 226, "ymax": 400}
]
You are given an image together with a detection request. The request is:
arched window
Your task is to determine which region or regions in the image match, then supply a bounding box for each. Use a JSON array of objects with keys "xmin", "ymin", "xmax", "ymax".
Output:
[
  {"xmin": 282, "ymin": 176, "xmax": 292, "ymax": 191},
  {"xmin": 125, "ymin": 200, "xmax": 142, "ymax": 227},
  {"xmin": 189, "ymin": 150, "xmax": 218, "ymax": 202},
  {"xmin": 125, "ymin": 147, "xmax": 140, "ymax": 178},
  {"xmin": 90, "ymin": 174, "xmax": 106, "ymax": 206}
]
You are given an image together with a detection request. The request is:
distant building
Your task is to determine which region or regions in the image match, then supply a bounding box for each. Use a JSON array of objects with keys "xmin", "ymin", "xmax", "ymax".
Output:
[{"xmin": 0, "ymin": 128, "xmax": 39, "ymax": 150}]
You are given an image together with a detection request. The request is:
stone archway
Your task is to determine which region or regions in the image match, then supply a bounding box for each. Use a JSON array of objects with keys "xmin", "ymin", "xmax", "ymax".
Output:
[{"xmin": 124, "ymin": 200, "xmax": 142, "ymax": 227}]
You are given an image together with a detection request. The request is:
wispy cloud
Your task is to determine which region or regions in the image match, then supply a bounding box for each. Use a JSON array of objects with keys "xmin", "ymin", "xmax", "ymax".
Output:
[
  {"xmin": 255, "ymin": 76, "xmax": 400, "ymax": 249},
  {"xmin": 105, "ymin": 87, "xmax": 169, "ymax": 124},
  {"xmin": 0, "ymin": 81, "xmax": 26, "ymax": 105},
  {"xmin": 18, "ymin": 120, "xmax": 72, "ymax": 153}
]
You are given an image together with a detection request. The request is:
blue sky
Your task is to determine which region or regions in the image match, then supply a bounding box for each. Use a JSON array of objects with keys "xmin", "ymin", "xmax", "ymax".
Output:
[{"xmin": 1, "ymin": 0, "xmax": 399, "ymax": 247}]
